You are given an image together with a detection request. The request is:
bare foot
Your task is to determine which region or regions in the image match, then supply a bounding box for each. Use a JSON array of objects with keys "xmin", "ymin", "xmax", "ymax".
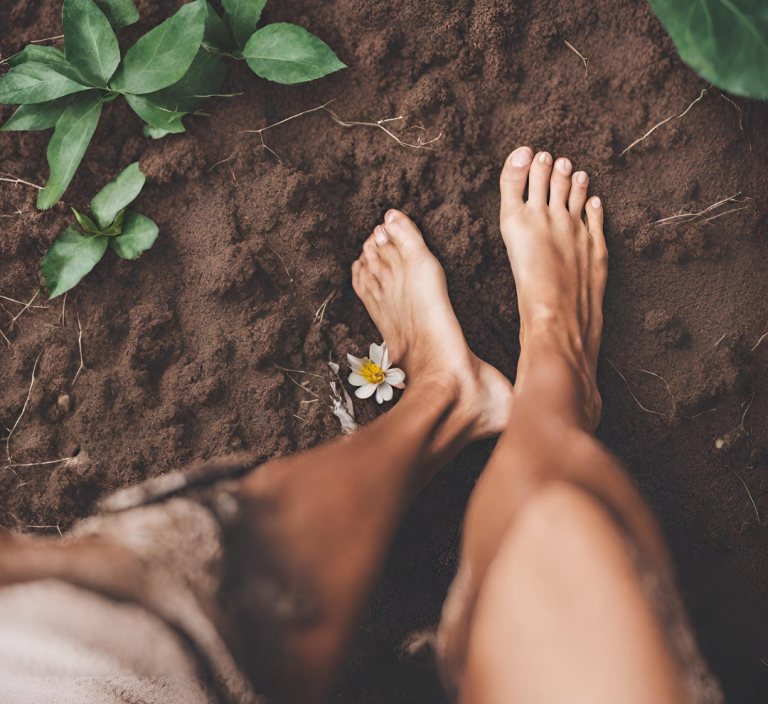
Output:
[
  {"xmin": 351, "ymin": 210, "xmax": 513, "ymax": 442},
  {"xmin": 499, "ymin": 147, "xmax": 607, "ymax": 429}
]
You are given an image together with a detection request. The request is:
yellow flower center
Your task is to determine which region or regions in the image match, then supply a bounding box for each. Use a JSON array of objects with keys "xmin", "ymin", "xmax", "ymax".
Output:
[{"xmin": 360, "ymin": 359, "xmax": 385, "ymax": 385}]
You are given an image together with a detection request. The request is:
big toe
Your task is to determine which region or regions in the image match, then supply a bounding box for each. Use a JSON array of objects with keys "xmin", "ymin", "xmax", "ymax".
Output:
[
  {"xmin": 382, "ymin": 210, "xmax": 428, "ymax": 256},
  {"xmin": 500, "ymin": 146, "xmax": 534, "ymax": 213}
]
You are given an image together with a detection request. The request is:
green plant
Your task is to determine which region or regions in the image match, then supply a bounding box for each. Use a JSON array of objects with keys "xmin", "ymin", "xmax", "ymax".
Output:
[
  {"xmin": 647, "ymin": 0, "xmax": 768, "ymax": 100},
  {"xmin": 0, "ymin": 0, "xmax": 345, "ymax": 210},
  {"xmin": 42, "ymin": 162, "xmax": 158, "ymax": 298}
]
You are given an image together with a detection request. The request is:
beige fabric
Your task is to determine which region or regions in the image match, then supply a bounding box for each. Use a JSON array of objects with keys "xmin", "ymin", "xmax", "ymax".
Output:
[{"xmin": 0, "ymin": 579, "xmax": 213, "ymax": 704}]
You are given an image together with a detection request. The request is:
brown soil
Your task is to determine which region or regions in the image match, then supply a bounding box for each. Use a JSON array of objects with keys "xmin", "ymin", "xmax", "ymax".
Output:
[{"xmin": 2, "ymin": 0, "xmax": 768, "ymax": 701}]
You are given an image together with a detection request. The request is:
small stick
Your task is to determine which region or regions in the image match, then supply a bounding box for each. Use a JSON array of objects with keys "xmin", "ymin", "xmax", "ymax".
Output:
[
  {"xmin": 7, "ymin": 289, "xmax": 41, "ymax": 330},
  {"xmin": 72, "ymin": 312, "xmax": 84, "ymax": 386},
  {"xmin": 6, "ymin": 352, "xmax": 41, "ymax": 462},
  {"xmin": 58, "ymin": 292, "xmax": 67, "ymax": 327},
  {"xmin": 604, "ymin": 357, "xmax": 664, "ymax": 415},
  {"xmin": 241, "ymin": 99, "xmax": 338, "ymax": 163},
  {"xmin": 324, "ymin": 107, "xmax": 443, "ymax": 150},
  {"xmin": 315, "ymin": 291, "xmax": 337, "ymax": 324},
  {"xmin": 564, "ymin": 40, "xmax": 588, "ymax": 78},
  {"xmin": 651, "ymin": 193, "xmax": 749, "ymax": 226},
  {"xmin": 684, "ymin": 408, "xmax": 718, "ymax": 419},
  {"xmin": 0, "ymin": 175, "xmax": 43, "ymax": 190},
  {"xmin": 0, "ymin": 326, "xmax": 10, "ymax": 347},
  {"xmin": 740, "ymin": 368, "xmax": 754, "ymax": 435},
  {"xmin": 272, "ymin": 364, "xmax": 334, "ymax": 409},
  {"xmin": 638, "ymin": 368, "xmax": 674, "ymax": 399},
  {"xmin": 714, "ymin": 333, "xmax": 727, "ymax": 348},
  {"xmin": 272, "ymin": 363, "xmax": 328, "ymax": 380},
  {"xmin": 751, "ymin": 332, "xmax": 768, "ymax": 353},
  {"xmin": 30, "ymin": 34, "xmax": 64, "ymax": 44},
  {"xmin": 712, "ymin": 453, "xmax": 761, "ymax": 524},
  {"xmin": 0, "ymin": 294, "xmax": 47, "ymax": 309},
  {"xmin": 720, "ymin": 93, "xmax": 752, "ymax": 152},
  {"xmin": 208, "ymin": 153, "xmax": 235, "ymax": 171},
  {"xmin": 4, "ymin": 457, "xmax": 72, "ymax": 470},
  {"xmin": 266, "ymin": 244, "xmax": 293, "ymax": 282},
  {"xmin": 620, "ymin": 88, "xmax": 708, "ymax": 157}
]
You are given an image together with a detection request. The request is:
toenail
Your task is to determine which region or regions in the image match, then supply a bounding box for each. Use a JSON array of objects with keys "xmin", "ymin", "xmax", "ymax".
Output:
[
  {"xmin": 556, "ymin": 158, "xmax": 571, "ymax": 174},
  {"xmin": 576, "ymin": 171, "xmax": 588, "ymax": 185},
  {"xmin": 385, "ymin": 211, "xmax": 396, "ymax": 225},
  {"xmin": 591, "ymin": 196, "xmax": 601, "ymax": 208},
  {"xmin": 375, "ymin": 229, "xmax": 388, "ymax": 246},
  {"xmin": 538, "ymin": 152, "xmax": 552, "ymax": 164},
  {"xmin": 510, "ymin": 147, "xmax": 532, "ymax": 167}
]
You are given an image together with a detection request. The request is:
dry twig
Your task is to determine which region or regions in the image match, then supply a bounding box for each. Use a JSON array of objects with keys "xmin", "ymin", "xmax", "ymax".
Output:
[
  {"xmin": 241, "ymin": 100, "xmax": 338, "ymax": 163},
  {"xmin": 0, "ymin": 294, "xmax": 47, "ymax": 309},
  {"xmin": 604, "ymin": 357, "xmax": 663, "ymax": 415},
  {"xmin": 712, "ymin": 453, "xmax": 761, "ymax": 524},
  {"xmin": 620, "ymin": 88, "xmax": 708, "ymax": 157},
  {"xmin": 750, "ymin": 332, "xmax": 768, "ymax": 353},
  {"xmin": 72, "ymin": 312, "xmax": 84, "ymax": 386},
  {"xmin": 6, "ymin": 352, "xmax": 41, "ymax": 462},
  {"xmin": 30, "ymin": 35, "xmax": 64, "ymax": 44},
  {"xmin": 265, "ymin": 244, "xmax": 293, "ymax": 282},
  {"xmin": 324, "ymin": 107, "xmax": 443, "ymax": 150},
  {"xmin": 7, "ymin": 289, "xmax": 42, "ymax": 331},
  {"xmin": 0, "ymin": 175, "xmax": 43, "ymax": 190},
  {"xmin": 720, "ymin": 93, "xmax": 752, "ymax": 152},
  {"xmin": 651, "ymin": 193, "xmax": 750, "ymax": 226},
  {"xmin": 315, "ymin": 291, "xmax": 337, "ymax": 325},
  {"xmin": 564, "ymin": 40, "xmax": 588, "ymax": 78},
  {"xmin": 740, "ymin": 368, "xmax": 754, "ymax": 435},
  {"xmin": 4, "ymin": 457, "xmax": 73, "ymax": 470}
]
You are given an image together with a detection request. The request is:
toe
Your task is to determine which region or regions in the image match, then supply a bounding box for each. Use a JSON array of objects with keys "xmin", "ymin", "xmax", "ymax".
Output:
[
  {"xmin": 500, "ymin": 146, "xmax": 533, "ymax": 214},
  {"xmin": 549, "ymin": 157, "xmax": 572, "ymax": 210},
  {"xmin": 585, "ymin": 196, "xmax": 605, "ymax": 250},
  {"xmin": 586, "ymin": 196, "xmax": 607, "ymax": 365},
  {"xmin": 382, "ymin": 210, "xmax": 427, "ymax": 256},
  {"xmin": 362, "ymin": 235, "xmax": 384, "ymax": 276},
  {"xmin": 351, "ymin": 259, "xmax": 363, "ymax": 295},
  {"xmin": 374, "ymin": 224, "xmax": 400, "ymax": 266},
  {"xmin": 527, "ymin": 151, "xmax": 553, "ymax": 207},
  {"xmin": 568, "ymin": 171, "xmax": 589, "ymax": 221}
]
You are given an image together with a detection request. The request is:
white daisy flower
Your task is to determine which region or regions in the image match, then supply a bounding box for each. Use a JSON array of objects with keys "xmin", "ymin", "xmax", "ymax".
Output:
[{"xmin": 347, "ymin": 341, "xmax": 406, "ymax": 404}]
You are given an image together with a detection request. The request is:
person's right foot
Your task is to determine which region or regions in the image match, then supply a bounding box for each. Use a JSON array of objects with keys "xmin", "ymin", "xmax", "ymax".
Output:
[{"xmin": 499, "ymin": 147, "xmax": 607, "ymax": 429}]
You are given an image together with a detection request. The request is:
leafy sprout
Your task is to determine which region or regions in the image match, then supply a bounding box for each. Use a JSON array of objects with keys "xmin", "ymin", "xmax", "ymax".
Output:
[
  {"xmin": 0, "ymin": 0, "xmax": 346, "ymax": 209},
  {"xmin": 41, "ymin": 162, "xmax": 159, "ymax": 298}
]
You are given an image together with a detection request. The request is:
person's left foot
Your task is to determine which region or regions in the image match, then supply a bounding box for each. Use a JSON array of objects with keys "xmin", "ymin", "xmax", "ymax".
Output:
[{"xmin": 352, "ymin": 210, "xmax": 513, "ymax": 442}]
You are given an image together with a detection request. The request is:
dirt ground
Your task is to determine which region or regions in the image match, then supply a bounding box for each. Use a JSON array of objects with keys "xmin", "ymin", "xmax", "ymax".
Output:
[{"xmin": 2, "ymin": 0, "xmax": 768, "ymax": 700}]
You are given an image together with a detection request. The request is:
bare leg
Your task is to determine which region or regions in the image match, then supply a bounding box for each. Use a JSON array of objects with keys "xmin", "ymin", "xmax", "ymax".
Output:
[
  {"xmin": 222, "ymin": 216, "xmax": 514, "ymax": 704},
  {"xmin": 437, "ymin": 148, "xmax": 706, "ymax": 703}
]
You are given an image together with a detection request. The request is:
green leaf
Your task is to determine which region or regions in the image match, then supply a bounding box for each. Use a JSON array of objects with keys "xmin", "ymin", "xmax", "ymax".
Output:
[
  {"xmin": 63, "ymin": 0, "xmax": 121, "ymax": 87},
  {"xmin": 648, "ymin": 0, "xmax": 768, "ymax": 101},
  {"xmin": 1, "ymin": 96, "xmax": 77, "ymax": 131},
  {"xmin": 0, "ymin": 63, "xmax": 92, "ymax": 104},
  {"xmin": 110, "ymin": 211, "xmax": 159, "ymax": 259},
  {"xmin": 144, "ymin": 48, "xmax": 226, "ymax": 112},
  {"xmin": 242, "ymin": 23, "xmax": 346, "ymax": 84},
  {"xmin": 125, "ymin": 93, "xmax": 188, "ymax": 132},
  {"xmin": 41, "ymin": 226, "xmax": 109, "ymax": 298},
  {"xmin": 37, "ymin": 91, "xmax": 104, "ymax": 210},
  {"xmin": 90, "ymin": 162, "xmax": 146, "ymax": 228},
  {"xmin": 143, "ymin": 123, "xmax": 181, "ymax": 139},
  {"xmin": 222, "ymin": 0, "xmax": 267, "ymax": 49},
  {"xmin": 99, "ymin": 208, "xmax": 126, "ymax": 235},
  {"xmin": 6, "ymin": 46, "xmax": 92, "ymax": 85},
  {"xmin": 109, "ymin": 0, "xmax": 207, "ymax": 94},
  {"xmin": 71, "ymin": 207, "xmax": 101, "ymax": 233},
  {"xmin": 7, "ymin": 46, "xmax": 66, "ymax": 68},
  {"xmin": 92, "ymin": 0, "xmax": 139, "ymax": 29},
  {"xmin": 203, "ymin": 1, "xmax": 235, "ymax": 52}
]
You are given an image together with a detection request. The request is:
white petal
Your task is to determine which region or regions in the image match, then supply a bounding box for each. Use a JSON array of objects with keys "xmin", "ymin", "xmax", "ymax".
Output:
[
  {"xmin": 381, "ymin": 342, "xmax": 390, "ymax": 370},
  {"xmin": 347, "ymin": 353, "xmax": 365, "ymax": 373},
  {"xmin": 384, "ymin": 368, "xmax": 405, "ymax": 385},
  {"xmin": 355, "ymin": 383, "xmax": 377, "ymax": 399},
  {"xmin": 380, "ymin": 381, "xmax": 393, "ymax": 402},
  {"xmin": 375, "ymin": 385, "xmax": 384, "ymax": 404},
  {"xmin": 369, "ymin": 343, "xmax": 384, "ymax": 367},
  {"xmin": 348, "ymin": 372, "xmax": 368, "ymax": 386}
]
